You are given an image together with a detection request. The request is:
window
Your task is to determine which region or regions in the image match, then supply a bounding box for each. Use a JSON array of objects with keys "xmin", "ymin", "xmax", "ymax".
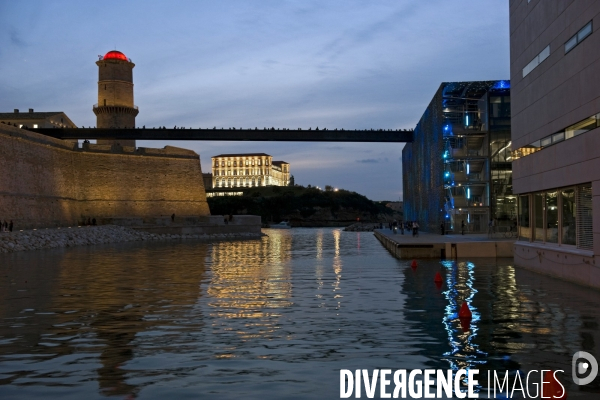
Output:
[
  {"xmin": 523, "ymin": 45, "xmax": 550, "ymax": 77},
  {"xmin": 258, "ymin": 160, "xmax": 261, "ymax": 166},
  {"xmin": 565, "ymin": 21, "xmax": 592, "ymax": 53},
  {"xmin": 545, "ymin": 191, "xmax": 558, "ymax": 243},
  {"xmin": 534, "ymin": 192, "xmax": 545, "ymax": 242},
  {"xmin": 234, "ymin": 161, "xmax": 237, "ymax": 167},
  {"xmin": 520, "ymin": 185, "xmax": 592, "ymax": 248},
  {"xmin": 565, "ymin": 116, "xmax": 596, "ymax": 138},
  {"xmin": 552, "ymin": 132, "xmax": 564, "ymax": 143},
  {"xmin": 561, "ymin": 188, "xmax": 576, "ymax": 245},
  {"xmin": 576, "ymin": 184, "xmax": 593, "ymax": 250},
  {"xmin": 518, "ymin": 195, "xmax": 530, "ymax": 241},
  {"xmin": 540, "ymin": 137, "xmax": 552, "ymax": 147}
]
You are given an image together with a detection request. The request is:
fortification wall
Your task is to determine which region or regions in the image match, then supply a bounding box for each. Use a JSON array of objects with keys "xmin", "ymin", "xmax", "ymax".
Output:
[{"xmin": 0, "ymin": 124, "xmax": 210, "ymax": 229}]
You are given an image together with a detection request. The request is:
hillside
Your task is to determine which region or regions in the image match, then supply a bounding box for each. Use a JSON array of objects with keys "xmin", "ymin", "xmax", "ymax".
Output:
[{"xmin": 207, "ymin": 186, "xmax": 398, "ymax": 227}]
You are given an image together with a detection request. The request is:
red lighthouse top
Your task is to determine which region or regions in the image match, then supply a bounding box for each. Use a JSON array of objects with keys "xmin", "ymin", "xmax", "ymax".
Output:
[{"xmin": 103, "ymin": 50, "xmax": 128, "ymax": 61}]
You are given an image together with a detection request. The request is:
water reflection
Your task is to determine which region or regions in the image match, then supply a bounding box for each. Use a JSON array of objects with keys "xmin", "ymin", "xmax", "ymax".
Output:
[
  {"xmin": 0, "ymin": 231, "xmax": 598, "ymax": 399},
  {"xmin": 440, "ymin": 261, "xmax": 486, "ymax": 372},
  {"xmin": 206, "ymin": 233, "xmax": 293, "ymax": 342},
  {"xmin": 401, "ymin": 257, "xmax": 600, "ymax": 395}
]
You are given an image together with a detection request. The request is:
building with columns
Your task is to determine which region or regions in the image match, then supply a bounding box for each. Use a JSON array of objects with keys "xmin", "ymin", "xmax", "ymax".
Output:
[
  {"xmin": 211, "ymin": 153, "xmax": 290, "ymax": 188},
  {"xmin": 93, "ymin": 50, "xmax": 139, "ymax": 147}
]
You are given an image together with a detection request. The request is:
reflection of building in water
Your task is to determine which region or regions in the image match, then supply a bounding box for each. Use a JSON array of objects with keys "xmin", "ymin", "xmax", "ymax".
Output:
[
  {"xmin": 400, "ymin": 260, "xmax": 600, "ymax": 393},
  {"xmin": 207, "ymin": 232, "xmax": 293, "ymax": 340}
]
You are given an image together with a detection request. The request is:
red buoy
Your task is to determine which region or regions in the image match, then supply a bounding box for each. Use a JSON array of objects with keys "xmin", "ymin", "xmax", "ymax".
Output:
[
  {"xmin": 459, "ymin": 317, "xmax": 471, "ymax": 332},
  {"xmin": 458, "ymin": 301, "xmax": 472, "ymax": 319},
  {"xmin": 411, "ymin": 259, "xmax": 418, "ymax": 269},
  {"xmin": 542, "ymin": 371, "xmax": 567, "ymax": 399},
  {"xmin": 434, "ymin": 272, "xmax": 443, "ymax": 283}
]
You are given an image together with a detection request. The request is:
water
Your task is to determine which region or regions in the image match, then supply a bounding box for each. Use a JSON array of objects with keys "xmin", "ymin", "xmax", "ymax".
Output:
[{"xmin": 0, "ymin": 228, "xmax": 599, "ymax": 399}]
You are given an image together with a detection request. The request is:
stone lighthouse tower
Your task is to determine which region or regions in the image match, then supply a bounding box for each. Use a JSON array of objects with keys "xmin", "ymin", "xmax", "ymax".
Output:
[{"xmin": 93, "ymin": 50, "xmax": 138, "ymax": 147}]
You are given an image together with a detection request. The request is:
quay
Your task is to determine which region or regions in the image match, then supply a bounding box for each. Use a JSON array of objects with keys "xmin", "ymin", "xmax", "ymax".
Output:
[{"xmin": 374, "ymin": 229, "xmax": 515, "ymax": 259}]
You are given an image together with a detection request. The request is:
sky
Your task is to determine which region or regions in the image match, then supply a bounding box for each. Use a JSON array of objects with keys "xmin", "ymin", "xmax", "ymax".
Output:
[{"xmin": 0, "ymin": 0, "xmax": 509, "ymax": 201}]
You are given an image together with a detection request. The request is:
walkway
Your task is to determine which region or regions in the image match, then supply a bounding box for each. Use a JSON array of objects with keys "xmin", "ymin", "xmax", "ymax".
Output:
[{"xmin": 374, "ymin": 229, "xmax": 516, "ymax": 259}]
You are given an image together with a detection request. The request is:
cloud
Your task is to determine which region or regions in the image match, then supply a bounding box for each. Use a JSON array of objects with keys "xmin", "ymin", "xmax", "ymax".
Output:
[
  {"xmin": 9, "ymin": 27, "xmax": 28, "ymax": 47},
  {"xmin": 356, "ymin": 157, "xmax": 389, "ymax": 164}
]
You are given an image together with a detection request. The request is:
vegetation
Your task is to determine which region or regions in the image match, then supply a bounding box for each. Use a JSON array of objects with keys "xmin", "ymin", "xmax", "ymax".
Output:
[{"xmin": 207, "ymin": 186, "xmax": 392, "ymax": 223}]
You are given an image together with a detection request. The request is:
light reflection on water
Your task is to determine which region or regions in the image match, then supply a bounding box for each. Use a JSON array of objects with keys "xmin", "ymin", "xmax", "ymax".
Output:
[{"xmin": 0, "ymin": 228, "xmax": 598, "ymax": 399}]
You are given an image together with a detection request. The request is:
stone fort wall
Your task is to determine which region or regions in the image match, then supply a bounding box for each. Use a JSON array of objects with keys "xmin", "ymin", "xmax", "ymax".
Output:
[{"xmin": 0, "ymin": 124, "xmax": 210, "ymax": 229}]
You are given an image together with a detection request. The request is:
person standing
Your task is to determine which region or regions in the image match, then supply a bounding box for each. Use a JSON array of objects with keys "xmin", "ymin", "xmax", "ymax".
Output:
[
  {"xmin": 400, "ymin": 221, "xmax": 404, "ymax": 235},
  {"xmin": 461, "ymin": 220, "xmax": 465, "ymax": 235},
  {"xmin": 440, "ymin": 222, "xmax": 445, "ymax": 235},
  {"xmin": 8, "ymin": 220, "xmax": 13, "ymax": 232}
]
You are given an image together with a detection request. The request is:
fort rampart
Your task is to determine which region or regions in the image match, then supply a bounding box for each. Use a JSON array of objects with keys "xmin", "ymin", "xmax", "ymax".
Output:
[{"xmin": 0, "ymin": 124, "xmax": 210, "ymax": 229}]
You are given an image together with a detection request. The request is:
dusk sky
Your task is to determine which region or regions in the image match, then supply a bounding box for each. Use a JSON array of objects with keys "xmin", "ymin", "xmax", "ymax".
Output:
[{"xmin": 0, "ymin": 1, "xmax": 509, "ymax": 201}]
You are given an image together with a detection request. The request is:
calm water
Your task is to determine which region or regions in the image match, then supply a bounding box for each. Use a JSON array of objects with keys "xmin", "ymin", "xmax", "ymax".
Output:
[{"xmin": 0, "ymin": 228, "xmax": 599, "ymax": 399}]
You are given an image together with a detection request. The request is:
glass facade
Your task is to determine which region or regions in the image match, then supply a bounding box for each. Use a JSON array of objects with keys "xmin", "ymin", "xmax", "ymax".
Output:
[
  {"xmin": 403, "ymin": 81, "xmax": 512, "ymax": 233},
  {"xmin": 518, "ymin": 184, "xmax": 592, "ymax": 250}
]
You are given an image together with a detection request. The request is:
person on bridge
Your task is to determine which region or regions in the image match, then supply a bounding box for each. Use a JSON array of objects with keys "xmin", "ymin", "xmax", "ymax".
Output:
[{"xmin": 461, "ymin": 220, "xmax": 466, "ymax": 235}]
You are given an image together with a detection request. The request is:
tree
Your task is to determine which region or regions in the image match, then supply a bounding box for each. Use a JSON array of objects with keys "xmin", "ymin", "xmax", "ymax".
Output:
[
  {"xmin": 325, "ymin": 185, "xmax": 333, "ymax": 192},
  {"xmin": 289, "ymin": 175, "xmax": 295, "ymax": 186}
]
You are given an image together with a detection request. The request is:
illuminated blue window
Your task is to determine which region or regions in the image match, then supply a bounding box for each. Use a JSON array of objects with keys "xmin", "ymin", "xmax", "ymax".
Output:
[{"xmin": 493, "ymin": 80, "xmax": 510, "ymax": 89}]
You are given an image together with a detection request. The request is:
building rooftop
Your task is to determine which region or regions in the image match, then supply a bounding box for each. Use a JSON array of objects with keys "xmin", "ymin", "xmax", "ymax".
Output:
[
  {"xmin": 0, "ymin": 111, "xmax": 67, "ymax": 120},
  {"xmin": 212, "ymin": 153, "xmax": 271, "ymax": 158},
  {"xmin": 272, "ymin": 161, "xmax": 289, "ymax": 165},
  {"xmin": 103, "ymin": 50, "xmax": 128, "ymax": 61}
]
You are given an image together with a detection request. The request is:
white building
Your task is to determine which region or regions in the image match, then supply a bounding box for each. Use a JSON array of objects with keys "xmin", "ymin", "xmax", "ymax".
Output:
[{"xmin": 211, "ymin": 153, "xmax": 289, "ymax": 188}]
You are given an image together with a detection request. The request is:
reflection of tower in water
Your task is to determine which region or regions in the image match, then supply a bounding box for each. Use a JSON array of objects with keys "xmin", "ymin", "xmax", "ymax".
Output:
[
  {"xmin": 49, "ymin": 244, "xmax": 209, "ymax": 398},
  {"xmin": 207, "ymin": 233, "xmax": 293, "ymax": 340}
]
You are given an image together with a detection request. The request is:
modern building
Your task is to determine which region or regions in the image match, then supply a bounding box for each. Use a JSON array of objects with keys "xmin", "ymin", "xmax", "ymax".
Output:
[
  {"xmin": 93, "ymin": 50, "xmax": 139, "ymax": 147},
  {"xmin": 510, "ymin": 0, "xmax": 600, "ymax": 288},
  {"xmin": 211, "ymin": 153, "xmax": 290, "ymax": 188},
  {"xmin": 402, "ymin": 81, "xmax": 512, "ymax": 233},
  {"xmin": 0, "ymin": 109, "xmax": 76, "ymax": 129}
]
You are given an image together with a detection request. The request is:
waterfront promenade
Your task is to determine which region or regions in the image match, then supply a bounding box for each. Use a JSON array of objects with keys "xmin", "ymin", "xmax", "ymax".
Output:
[{"xmin": 374, "ymin": 228, "xmax": 516, "ymax": 259}]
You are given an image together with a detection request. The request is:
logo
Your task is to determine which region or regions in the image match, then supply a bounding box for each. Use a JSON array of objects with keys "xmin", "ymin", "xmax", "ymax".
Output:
[{"xmin": 572, "ymin": 351, "xmax": 598, "ymax": 386}]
